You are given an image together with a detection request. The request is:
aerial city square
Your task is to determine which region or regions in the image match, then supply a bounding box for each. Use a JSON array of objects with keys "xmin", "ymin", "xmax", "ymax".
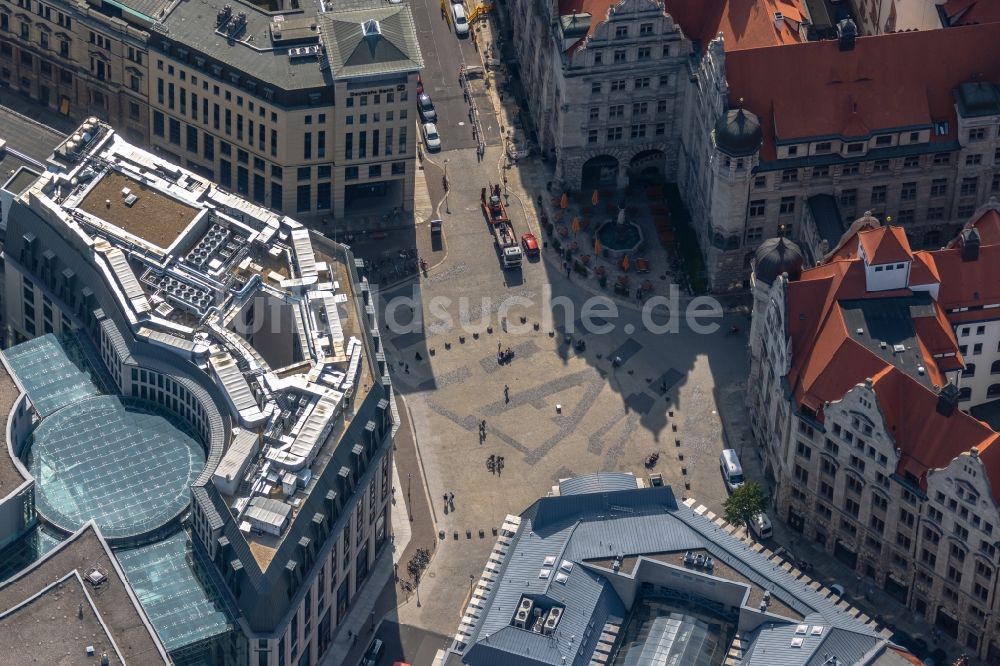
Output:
[{"xmin": 0, "ymin": 0, "xmax": 998, "ymax": 664}]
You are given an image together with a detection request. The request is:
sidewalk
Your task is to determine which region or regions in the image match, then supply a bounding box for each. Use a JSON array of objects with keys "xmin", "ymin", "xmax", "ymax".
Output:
[
  {"xmin": 770, "ymin": 517, "xmax": 970, "ymax": 664},
  {"xmin": 323, "ymin": 393, "xmax": 437, "ymax": 665}
]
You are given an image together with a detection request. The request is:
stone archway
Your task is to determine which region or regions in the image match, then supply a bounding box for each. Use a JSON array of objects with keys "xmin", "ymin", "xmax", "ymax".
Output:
[
  {"xmin": 581, "ymin": 154, "xmax": 620, "ymax": 190},
  {"xmin": 628, "ymin": 149, "xmax": 666, "ymax": 185}
]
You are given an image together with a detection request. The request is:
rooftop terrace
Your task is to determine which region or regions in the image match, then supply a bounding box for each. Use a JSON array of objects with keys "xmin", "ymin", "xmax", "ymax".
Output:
[{"xmin": 78, "ymin": 171, "xmax": 198, "ymax": 250}]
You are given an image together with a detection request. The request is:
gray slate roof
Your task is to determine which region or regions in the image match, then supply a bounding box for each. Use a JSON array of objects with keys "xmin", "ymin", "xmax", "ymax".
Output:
[
  {"xmin": 558, "ymin": 472, "xmax": 638, "ymax": 496},
  {"xmin": 319, "ymin": 2, "xmax": 423, "ymax": 79},
  {"xmin": 453, "ymin": 478, "xmax": 894, "ymax": 666}
]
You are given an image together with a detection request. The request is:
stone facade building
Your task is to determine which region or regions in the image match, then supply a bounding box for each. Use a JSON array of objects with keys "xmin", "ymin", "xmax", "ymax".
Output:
[
  {"xmin": 0, "ymin": 0, "xmax": 422, "ymax": 222},
  {"xmin": 747, "ymin": 203, "xmax": 1000, "ymax": 661},
  {"xmin": 701, "ymin": 22, "xmax": 1000, "ymax": 290},
  {"xmin": 497, "ymin": 1, "xmax": 1000, "ymax": 292},
  {"xmin": 0, "ymin": 0, "xmax": 152, "ymax": 142},
  {"xmin": 502, "ymin": 0, "xmax": 692, "ymax": 191}
]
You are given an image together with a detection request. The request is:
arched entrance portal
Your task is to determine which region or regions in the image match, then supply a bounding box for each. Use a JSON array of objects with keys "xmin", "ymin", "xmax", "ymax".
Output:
[
  {"xmin": 581, "ymin": 155, "xmax": 619, "ymax": 190},
  {"xmin": 628, "ymin": 149, "xmax": 666, "ymax": 185}
]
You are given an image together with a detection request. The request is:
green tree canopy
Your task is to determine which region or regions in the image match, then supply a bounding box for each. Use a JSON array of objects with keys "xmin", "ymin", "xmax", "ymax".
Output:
[{"xmin": 723, "ymin": 482, "xmax": 767, "ymax": 529}]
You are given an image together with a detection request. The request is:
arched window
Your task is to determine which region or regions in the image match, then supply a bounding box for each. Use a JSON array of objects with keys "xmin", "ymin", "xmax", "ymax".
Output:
[
  {"xmin": 959, "ymin": 387, "xmax": 972, "ymax": 401},
  {"xmin": 988, "ymin": 384, "xmax": 1000, "ymax": 398},
  {"xmin": 963, "ymin": 363, "xmax": 976, "ymax": 378},
  {"xmin": 991, "ymin": 360, "xmax": 1000, "ymax": 375}
]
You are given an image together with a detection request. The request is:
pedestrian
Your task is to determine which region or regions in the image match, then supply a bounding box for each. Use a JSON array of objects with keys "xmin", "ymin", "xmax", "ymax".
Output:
[
  {"xmin": 449, "ymin": 492, "xmax": 455, "ymax": 503},
  {"xmin": 404, "ymin": 364, "xmax": 410, "ymax": 373},
  {"xmin": 504, "ymin": 384, "xmax": 510, "ymax": 403},
  {"xmin": 498, "ymin": 341, "xmax": 502, "ymax": 354},
  {"xmin": 481, "ymin": 419, "xmax": 487, "ymax": 433}
]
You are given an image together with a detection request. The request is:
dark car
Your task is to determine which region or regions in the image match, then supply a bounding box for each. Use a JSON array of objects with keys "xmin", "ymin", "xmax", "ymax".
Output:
[
  {"xmin": 417, "ymin": 93, "xmax": 437, "ymax": 122},
  {"xmin": 361, "ymin": 638, "xmax": 383, "ymax": 666}
]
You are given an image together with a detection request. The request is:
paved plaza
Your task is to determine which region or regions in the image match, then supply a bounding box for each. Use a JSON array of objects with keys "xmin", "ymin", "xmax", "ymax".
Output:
[{"xmin": 373, "ymin": 174, "xmax": 753, "ymax": 634}]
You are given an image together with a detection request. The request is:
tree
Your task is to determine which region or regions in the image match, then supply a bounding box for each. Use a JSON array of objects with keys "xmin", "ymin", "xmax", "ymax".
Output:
[{"xmin": 723, "ymin": 482, "xmax": 767, "ymax": 529}]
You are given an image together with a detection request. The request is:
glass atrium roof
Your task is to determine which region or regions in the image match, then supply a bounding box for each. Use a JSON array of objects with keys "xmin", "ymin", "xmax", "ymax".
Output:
[
  {"xmin": 26, "ymin": 396, "xmax": 205, "ymax": 541},
  {"xmin": 116, "ymin": 531, "xmax": 235, "ymax": 652},
  {"xmin": 2, "ymin": 333, "xmax": 102, "ymax": 416}
]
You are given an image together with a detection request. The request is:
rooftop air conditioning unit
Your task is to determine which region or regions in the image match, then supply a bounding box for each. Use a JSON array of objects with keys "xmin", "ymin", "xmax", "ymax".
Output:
[
  {"xmin": 515, "ymin": 598, "xmax": 533, "ymax": 628},
  {"xmin": 543, "ymin": 607, "xmax": 562, "ymax": 634}
]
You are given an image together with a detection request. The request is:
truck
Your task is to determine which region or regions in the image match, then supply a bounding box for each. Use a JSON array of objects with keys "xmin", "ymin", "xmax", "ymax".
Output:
[{"xmin": 481, "ymin": 184, "xmax": 522, "ymax": 269}]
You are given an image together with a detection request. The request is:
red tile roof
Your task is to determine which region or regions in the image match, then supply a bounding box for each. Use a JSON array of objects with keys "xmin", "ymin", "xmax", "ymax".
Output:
[
  {"xmin": 948, "ymin": 207, "xmax": 1000, "ymax": 248},
  {"xmin": 858, "ymin": 226, "xmax": 912, "ymax": 265},
  {"xmin": 782, "ymin": 219, "xmax": 1000, "ymax": 499},
  {"xmin": 927, "ymin": 244, "xmax": 1000, "ymax": 310},
  {"xmin": 944, "ymin": 0, "xmax": 1000, "ymax": 26},
  {"xmin": 557, "ymin": 0, "xmax": 806, "ymax": 55},
  {"xmin": 724, "ymin": 22, "xmax": 1000, "ymax": 159},
  {"xmin": 870, "ymin": 367, "xmax": 998, "ymax": 495}
]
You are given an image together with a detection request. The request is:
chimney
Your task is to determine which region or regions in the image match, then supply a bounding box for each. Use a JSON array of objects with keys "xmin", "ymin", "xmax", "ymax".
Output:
[
  {"xmin": 937, "ymin": 383, "xmax": 960, "ymax": 416},
  {"xmin": 960, "ymin": 227, "xmax": 980, "ymax": 262},
  {"xmin": 837, "ymin": 18, "xmax": 857, "ymax": 51},
  {"xmin": 774, "ymin": 11, "xmax": 783, "ymax": 27}
]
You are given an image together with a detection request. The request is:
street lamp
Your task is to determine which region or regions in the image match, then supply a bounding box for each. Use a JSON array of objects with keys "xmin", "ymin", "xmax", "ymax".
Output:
[
  {"xmin": 407, "ymin": 472, "xmax": 412, "ymax": 522},
  {"xmin": 444, "ymin": 159, "xmax": 450, "ymax": 214},
  {"xmin": 470, "ymin": 573, "xmax": 475, "ymax": 594},
  {"xmin": 415, "ymin": 572, "xmax": 422, "ymax": 608}
]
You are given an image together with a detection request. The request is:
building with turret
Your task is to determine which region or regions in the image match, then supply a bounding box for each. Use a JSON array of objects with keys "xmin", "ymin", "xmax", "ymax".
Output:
[
  {"xmin": 494, "ymin": 1, "xmax": 1000, "ymax": 291},
  {"xmin": 747, "ymin": 201, "xmax": 1000, "ymax": 662}
]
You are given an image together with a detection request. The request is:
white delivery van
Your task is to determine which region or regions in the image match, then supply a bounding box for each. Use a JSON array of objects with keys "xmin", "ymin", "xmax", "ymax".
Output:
[
  {"xmin": 749, "ymin": 512, "xmax": 772, "ymax": 539},
  {"xmin": 719, "ymin": 448, "xmax": 745, "ymax": 492}
]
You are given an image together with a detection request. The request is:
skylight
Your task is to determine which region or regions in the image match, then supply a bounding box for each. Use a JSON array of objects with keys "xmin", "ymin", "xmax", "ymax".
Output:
[{"xmin": 362, "ymin": 19, "xmax": 380, "ymax": 37}]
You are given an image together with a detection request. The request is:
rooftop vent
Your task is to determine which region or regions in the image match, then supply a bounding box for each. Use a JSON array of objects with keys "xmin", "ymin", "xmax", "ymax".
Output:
[
  {"xmin": 791, "ymin": 637, "xmax": 804, "ymax": 648},
  {"xmin": 85, "ymin": 568, "xmax": 108, "ymax": 587},
  {"xmin": 937, "ymin": 382, "xmax": 960, "ymax": 416},
  {"xmin": 774, "ymin": 11, "xmax": 783, "ymax": 25},
  {"xmin": 960, "ymin": 227, "xmax": 981, "ymax": 262}
]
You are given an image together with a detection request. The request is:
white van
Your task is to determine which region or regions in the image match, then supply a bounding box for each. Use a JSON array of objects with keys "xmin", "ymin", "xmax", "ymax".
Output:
[
  {"xmin": 749, "ymin": 512, "xmax": 772, "ymax": 539},
  {"xmin": 719, "ymin": 449, "xmax": 745, "ymax": 492},
  {"xmin": 452, "ymin": 3, "xmax": 469, "ymax": 37}
]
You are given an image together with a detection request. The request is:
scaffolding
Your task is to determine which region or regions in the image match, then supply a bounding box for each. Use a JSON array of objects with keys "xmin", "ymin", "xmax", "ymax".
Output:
[{"xmin": 460, "ymin": 65, "xmax": 487, "ymax": 157}]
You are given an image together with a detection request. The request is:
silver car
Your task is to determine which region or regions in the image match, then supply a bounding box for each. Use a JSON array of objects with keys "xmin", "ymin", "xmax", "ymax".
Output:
[{"xmin": 422, "ymin": 123, "xmax": 441, "ymax": 152}]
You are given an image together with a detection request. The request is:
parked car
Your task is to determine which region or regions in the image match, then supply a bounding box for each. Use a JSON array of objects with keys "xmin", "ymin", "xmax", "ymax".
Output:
[
  {"xmin": 719, "ymin": 448, "xmax": 745, "ymax": 492},
  {"xmin": 361, "ymin": 639, "xmax": 384, "ymax": 666},
  {"xmin": 452, "ymin": 2, "xmax": 469, "ymax": 36},
  {"xmin": 829, "ymin": 583, "xmax": 846, "ymax": 598},
  {"xmin": 422, "ymin": 123, "xmax": 441, "ymax": 152},
  {"xmin": 417, "ymin": 93, "xmax": 437, "ymax": 122},
  {"xmin": 521, "ymin": 232, "xmax": 539, "ymax": 257},
  {"xmin": 748, "ymin": 512, "xmax": 772, "ymax": 539}
]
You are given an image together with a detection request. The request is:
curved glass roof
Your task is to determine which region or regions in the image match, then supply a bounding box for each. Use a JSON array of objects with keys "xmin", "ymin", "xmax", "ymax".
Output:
[{"xmin": 27, "ymin": 396, "xmax": 204, "ymax": 542}]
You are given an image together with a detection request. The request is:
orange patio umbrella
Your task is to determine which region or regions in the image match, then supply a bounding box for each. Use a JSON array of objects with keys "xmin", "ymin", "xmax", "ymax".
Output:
[
  {"xmin": 622, "ymin": 255, "xmax": 631, "ymax": 272},
  {"xmin": 571, "ymin": 217, "xmax": 581, "ymax": 234},
  {"xmin": 559, "ymin": 192, "xmax": 569, "ymax": 209},
  {"xmin": 591, "ymin": 189, "xmax": 600, "ymax": 206}
]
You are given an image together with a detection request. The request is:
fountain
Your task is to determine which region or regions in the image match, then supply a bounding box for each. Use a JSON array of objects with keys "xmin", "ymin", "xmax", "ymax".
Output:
[{"xmin": 596, "ymin": 206, "xmax": 644, "ymax": 260}]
